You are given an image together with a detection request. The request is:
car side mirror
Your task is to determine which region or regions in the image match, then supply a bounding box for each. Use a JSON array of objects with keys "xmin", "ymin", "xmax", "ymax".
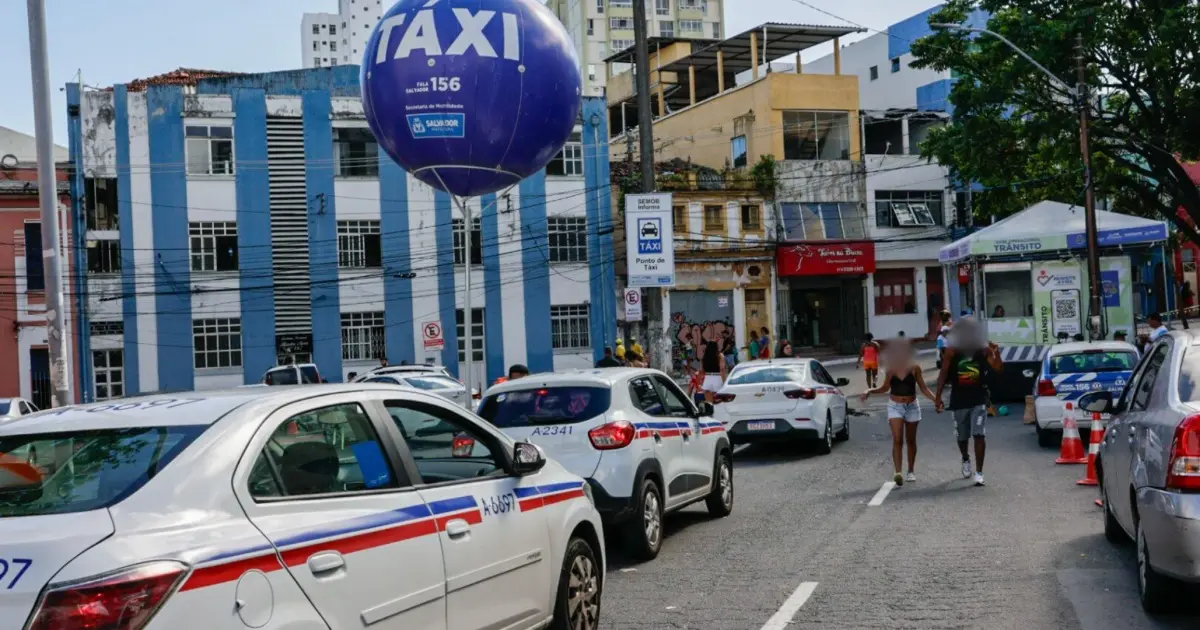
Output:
[
  {"xmin": 835, "ymin": 378, "xmax": 850, "ymax": 387},
  {"xmin": 697, "ymin": 401, "xmax": 715, "ymax": 417},
  {"xmin": 1078, "ymin": 391, "xmax": 1114, "ymax": 414},
  {"xmin": 511, "ymin": 442, "xmax": 546, "ymax": 476}
]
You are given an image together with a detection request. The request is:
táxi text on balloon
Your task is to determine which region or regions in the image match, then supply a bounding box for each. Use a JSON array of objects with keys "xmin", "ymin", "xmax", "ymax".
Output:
[{"xmin": 374, "ymin": 8, "xmax": 521, "ymax": 64}]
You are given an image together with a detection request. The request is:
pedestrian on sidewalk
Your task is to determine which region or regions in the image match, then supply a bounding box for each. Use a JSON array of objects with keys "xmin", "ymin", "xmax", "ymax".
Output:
[
  {"xmin": 758, "ymin": 327, "xmax": 772, "ymax": 359},
  {"xmin": 721, "ymin": 331, "xmax": 738, "ymax": 369},
  {"xmin": 700, "ymin": 340, "xmax": 727, "ymax": 404},
  {"xmin": 861, "ymin": 341, "xmax": 938, "ymax": 486},
  {"xmin": 747, "ymin": 330, "xmax": 761, "ymax": 362},
  {"xmin": 934, "ymin": 317, "xmax": 1003, "ymax": 487},
  {"xmin": 856, "ymin": 333, "xmax": 881, "ymax": 388},
  {"xmin": 596, "ymin": 347, "xmax": 622, "ymax": 368}
]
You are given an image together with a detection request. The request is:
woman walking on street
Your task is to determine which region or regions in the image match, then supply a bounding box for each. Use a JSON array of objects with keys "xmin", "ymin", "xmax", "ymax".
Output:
[
  {"xmin": 861, "ymin": 341, "xmax": 938, "ymax": 486},
  {"xmin": 857, "ymin": 333, "xmax": 882, "ymax": 388},
  {"xmin": 700, "ymin": 340, "xmax": 727, "ymax": 404}
]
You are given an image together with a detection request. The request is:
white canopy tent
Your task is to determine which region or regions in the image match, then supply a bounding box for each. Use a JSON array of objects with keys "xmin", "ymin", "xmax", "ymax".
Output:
[{"xmin": 939, "ymin": 201, "xmax": 1169, "ymax": 263}]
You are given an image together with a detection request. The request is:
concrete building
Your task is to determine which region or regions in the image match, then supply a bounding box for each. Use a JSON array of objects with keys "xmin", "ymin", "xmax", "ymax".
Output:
[
  {"xmin": 548, "ymin": 0, "xmax": 724, "ymax": 97},
  {"xmin": 0, "ymin": 129, "xmax": 82, "ymax": 408},
  {"xmin": 66, "ymin": 66, "xmax": 616, "ymax": 400},
  {"xmin": 606, "ymin": 23, "xmax": 869, "ymax": 354},
  {"xmin": 301, "ymin": 0, "xmax": 383, "ymax": 69}
]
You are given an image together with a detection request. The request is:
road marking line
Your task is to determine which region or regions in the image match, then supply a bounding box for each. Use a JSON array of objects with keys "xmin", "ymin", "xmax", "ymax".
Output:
[
  {"xmin": 868, "ymin": 481, "xmax": 896, "ymax": 506},
  {"xmin": 760, "ymin": 581, "xmax": 819, "ymax": 630}
]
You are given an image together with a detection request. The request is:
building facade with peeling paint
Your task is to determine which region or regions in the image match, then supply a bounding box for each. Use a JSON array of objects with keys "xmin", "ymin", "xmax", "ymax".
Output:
[{"xmin": 65, "ymin": 66, "xmax": 617, "ymax": 401}]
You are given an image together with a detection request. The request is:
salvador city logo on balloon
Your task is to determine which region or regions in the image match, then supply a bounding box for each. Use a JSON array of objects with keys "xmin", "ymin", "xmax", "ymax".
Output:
[{"xmin": 361, "ymin": 0, "xmax": 583, "ymax": 198}]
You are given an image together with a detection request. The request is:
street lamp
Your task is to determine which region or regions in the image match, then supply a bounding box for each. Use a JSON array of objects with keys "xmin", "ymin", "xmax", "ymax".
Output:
[{"xmin": 932, "ymin": 23, "xmax": 1105, "ymax": 340}]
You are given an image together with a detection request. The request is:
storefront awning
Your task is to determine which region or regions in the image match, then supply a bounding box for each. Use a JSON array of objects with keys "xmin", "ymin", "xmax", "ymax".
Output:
[{"xmin": 939, "ymin": 200, "xmax": 1169, "ymax": 263}]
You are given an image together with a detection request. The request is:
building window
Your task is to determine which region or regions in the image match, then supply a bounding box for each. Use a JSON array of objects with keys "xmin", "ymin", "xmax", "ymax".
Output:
[
  {"xmin": 588, "ymin": 64, "xmax": 598, "ymax": 83},
  {"xmin": 341, "ymin": 311, "xmax": 385, "ymax": 361},
  {"xmin": 869, "ymin": 65, "xmax": 879, "ymax": 80},
  {"xmin": 189, "ymin": 221, "xmax": 239, "ymax": 272},
  {"xmin": 90, "ymin": 321, "xmax": 124, "ymax": 337},
  {"xmin": 334, "ymin": 127, "xmax": 380, "ymax": 177},
  {"xmin": 891, "ymin": 58, "xmax": 901, "ymax": 73},
  {"xmin": 92, "ymin": 350, "xmax": 124, "ymax": 401},
  {"xmin": 655, "ymin": 0, "xmax": 670, "ymax": 14},
  {"xmin": 782, "ymin": 110, "xmax": 851, "ymax": 160},
  {"xmin": 551, "ymin": 305, "xmax": 591, "ymax": 350},
  {"xmin": 185, "ymin": 125, "xmax": 234, "ymax": 175},
  {"xmin": 85, "ymin": 177, "xmax": 118, "ymax": 231},
  {"xmin": 731, "ymin": 135, "xmax": 748, "ymax": 168},
  {"xmin": 874, "ymin": 190, "xmax": 944, "ymax": 227},
  {"xmin": 87, "ymin": 240, "xmax": 121, "ymax": 274},
  {"xmin": 659, "ymin": 21, "xmax": 674, "ymax": 37},
  {"xmin": 610, "ymin": 17, "xmax": 633, "ymax": 30},
  {"xmin": 457, "ymin": 308, "xmax": 484, "ymax": 362},
  {"xmin": 703, "ymin": 205, "xmax": 725, "ymax": 233},
  {"xmin": 740, "ymin": 205, "xmax": 762, "ymax": 233},
  {"xmin": 337, "ymin": 220, "xmax": 382, "ymax": 268},
  {"xmin": 330, "ymin": 41, "xmax": 337, "ymax": 52},
  {"xmin": 783, "ymin": 202, "xmax": 866, "ymax": 241},
  {"xmin": 609, "ymin": 0, "xmax": 632, "ymax": 6},
  {"xmin": 453, "ymin": 218, "xmax": 482, "ymax": 266},
  {"xmin": 611, "ymin": 39, "xmax": 633, "ymax": 51},
  {"xmin": 673, "ymin": 205, "xmax": 686, "ymax": 232},
  {"xmin": 678, "ymin": 19, "xmax": 703, "ymax": 33},
  {"xmin": 712, "ymin": 22, "xmax": 720, "ymax": 38},
  {"xmin": 587, "ymin": 18, "xmax": 594, "ymax": 35},
  {"xmin": 874, "ymin": 269, "xmax": 916, "ymax": 315},
  {"xmin": 312, "ymin": 41, "xmax": 319, "ymax": 51},
  {"xmin": 193, "ymin": 318, "xmax": 242, "ymax": 369},
  {"xmin": 548, "ymin": 217, "xmax": 588, "ymax": 263},
  {"xmin": 312, "ymin": 24, "xmax": 319, "ymax": 35},
  {"xmin": 596, "ymin": 0, "xmax": 604, "ymax": 13},
  {"xmin": 546, "ymin": 132, "xmax": 583, "ymax": 176},
  {"xmin": 329, "ymin": 24, "xmax": 337, "ymax": 35},
  {"xmin": 24, "ymin": 222, "xmax": 43, "ymax": 291}
]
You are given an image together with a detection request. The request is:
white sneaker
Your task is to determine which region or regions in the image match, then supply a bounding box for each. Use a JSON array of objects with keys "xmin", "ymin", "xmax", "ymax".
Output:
[
  {"xmin": 961, "ymin": 460, "xmax": 972, "ymax": 479},
  {"xmin": 905, "ymin": 472, "xmax": 916, "ymax": 483},
  {"xmin": 973, "ymin": 473, "xmax": 985, "ymax": 486}
]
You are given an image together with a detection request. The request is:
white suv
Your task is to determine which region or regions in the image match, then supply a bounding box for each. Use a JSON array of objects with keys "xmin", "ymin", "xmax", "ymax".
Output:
[{"xmin": 477, "ymin": 368, "xmax": 734, "ymax": 560}]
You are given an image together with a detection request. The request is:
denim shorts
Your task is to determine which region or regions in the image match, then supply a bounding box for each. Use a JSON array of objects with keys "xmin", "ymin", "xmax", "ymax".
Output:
[
  {"xmin": 953, "ymin": 405, "xmax": 987, "ymax": 440},
  {"xmin": 886, "ymin": 400, "xmax": 921, "ymax": 423}
]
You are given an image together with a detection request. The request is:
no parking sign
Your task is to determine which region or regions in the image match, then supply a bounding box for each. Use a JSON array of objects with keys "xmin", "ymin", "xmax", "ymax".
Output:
[
  {"xmin": 423, "ymin": 321, "xmax": 445, "ymax": 351},
  {"xmin": 624, "ymin": 289, "xmax": 643, "ymax": 321}
]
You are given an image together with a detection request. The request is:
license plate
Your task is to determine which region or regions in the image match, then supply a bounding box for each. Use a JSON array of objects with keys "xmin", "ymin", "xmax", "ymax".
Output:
[{"xmin": 746, "ymin": 421, "xmax": 775, "ymax": 431}]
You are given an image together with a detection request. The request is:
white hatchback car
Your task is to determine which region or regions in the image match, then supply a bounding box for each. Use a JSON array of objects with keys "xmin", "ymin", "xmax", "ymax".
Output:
[
  {"xmin": 477, "ymin": 368, "xmax": 734, "ymax": 561},
  {"xmin": 0, "ymin": 385, "xmax": 604, "ymax": 630},
  {"xmin": 711, "ymin": 359, "xmax": 851, "ymax": 453},
  {"xmin": 0, "ymin": 397, "xmax": 38, "ymax": 423},
  {"xmin": 360, "ymin": 372, "xmax": 471, "ymax": 409}
]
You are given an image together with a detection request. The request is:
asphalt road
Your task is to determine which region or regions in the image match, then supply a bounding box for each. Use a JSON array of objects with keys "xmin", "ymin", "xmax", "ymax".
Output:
[{"xmin": 598, "ymin": 358, "xmax": 1200, "ymax": 629}]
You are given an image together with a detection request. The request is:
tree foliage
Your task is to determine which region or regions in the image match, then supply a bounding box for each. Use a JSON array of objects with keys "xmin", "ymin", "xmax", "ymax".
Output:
[{"xmin": 910, "ymin": 0, "xmax": 1200, "ymax": 239}]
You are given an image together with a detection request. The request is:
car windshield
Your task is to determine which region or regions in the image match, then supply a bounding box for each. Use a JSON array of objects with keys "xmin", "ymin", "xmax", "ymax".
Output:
[
  {"xmin": 479, "ymin": 387, "xmax": 611, "ymax": 427},
  {"xmin": 300, "ymin": 365, "xmax": 320, "ymax": 384},
  {"xmin": 265, "ymin": 368, "xmax": 298, "ymax": 385},
  {"xmin": 0, "ymin": 426, "xmax": 204, "ymax": 517},
  {"xmin": 1049, "ymin": 351, "xmax": 1137, "ymax": 374},
  {"xmin": 404, "ymin": 376, "xmax": 461, "ymax": 391},
  {"xmin": 0, "ymin": 401, "xmax": 10, "ymax": 415},
  {"xmin": 727, "ymin": 366, "xmax": 806, "ymax": 385}
]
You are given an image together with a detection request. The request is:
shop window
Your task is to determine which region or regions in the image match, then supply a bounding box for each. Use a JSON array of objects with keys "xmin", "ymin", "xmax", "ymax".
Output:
[{"xmin": 874, "ymin": 269, "xmax": 916, "ymax": 315}]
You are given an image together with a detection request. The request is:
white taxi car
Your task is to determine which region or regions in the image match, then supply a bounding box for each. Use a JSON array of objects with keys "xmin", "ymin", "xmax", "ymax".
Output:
[
  {"xmin": 0, "ymin": 385, "xmax": 604, "ymax": 630},
  {"xmin": 477, "ymin": 368, "xmax": 733, "ymax": 561},
  {"xmin": 1033, "ymin": 341, "xmax": 1139, "ymax": 447},
  {"xmin": 711, "ymin": 359, "xmax": 851, "ymax": 454}
]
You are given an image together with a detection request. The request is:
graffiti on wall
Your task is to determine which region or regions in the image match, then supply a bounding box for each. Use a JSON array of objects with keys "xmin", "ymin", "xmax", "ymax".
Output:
[{"xmin": 668, "ymin": 290, "xmax": 736, "ymax": 372}]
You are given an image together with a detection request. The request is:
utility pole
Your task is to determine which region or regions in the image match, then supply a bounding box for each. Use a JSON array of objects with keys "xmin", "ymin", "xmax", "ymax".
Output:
[
  {"xmin": 1076, "ymin": 33, "xmax": 1104, "ymax": 339},
  {"xmin": 25, "ymin": 0, "xmax": 71, "ymax": 407},
  {"xmin": 631, "ymin": 0, "xmax": 666, "ymax": 368}
]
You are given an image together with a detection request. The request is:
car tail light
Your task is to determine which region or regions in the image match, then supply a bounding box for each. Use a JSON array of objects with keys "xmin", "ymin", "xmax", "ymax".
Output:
[
  {"xmin": 588, "ymin": 421, "xmax": 636, "ymax": 450},
  {"xmin": 1167, "ymin": 414, "xmax": 1200, "ymax": 491},
  {"xmin": 714, "ymin": 393, "xmax": 736, "ymax": 404},
  {"xmin": 452, "ymin": 434, "xmax": 476, "ymax": 457},
  {"xmin": 1037, "ymin": 379, "xmax": 1057, "ymax": 397},
  {"xmin": 26, "ymin": 561, "xmax": 188, "ymax": 630},
  {"xmin": 784, "ymin": 388, "xmax": 816, "ymax": 400}
]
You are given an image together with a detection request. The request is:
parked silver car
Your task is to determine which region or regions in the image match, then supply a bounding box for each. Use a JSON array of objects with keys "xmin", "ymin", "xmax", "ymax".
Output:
[{"xmin": 1080, "ymin": 330, "xmax": 1200, "ymax": 612}]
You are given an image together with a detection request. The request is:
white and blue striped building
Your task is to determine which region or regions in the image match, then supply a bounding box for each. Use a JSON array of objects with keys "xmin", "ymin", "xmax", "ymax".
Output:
[{"xmin": 66, "ymin": 67, "xmax": 617, "ymax": 400}]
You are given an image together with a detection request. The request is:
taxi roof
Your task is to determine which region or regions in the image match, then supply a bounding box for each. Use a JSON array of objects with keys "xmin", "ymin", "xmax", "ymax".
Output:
[
  {"xmin": 1045, "ymin": 341, "xmax": 1139, "ymax": 357},
  {"xmin": 0, "ymin": 384, "xmax": 410, "ymax": 435},
  {"xmin": 484, "ymin": 368, "xmax": 659, "ymax": 395}
]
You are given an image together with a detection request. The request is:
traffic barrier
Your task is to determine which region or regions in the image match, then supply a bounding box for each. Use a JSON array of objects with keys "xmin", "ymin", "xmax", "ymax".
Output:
[
  {"xmin": 1057, "ymin": 404, "xmax": 1088, "ymax": 465},
  {"xmin": 1078, "ymin": 412, "xmax": 1106, "ymax": 486}
]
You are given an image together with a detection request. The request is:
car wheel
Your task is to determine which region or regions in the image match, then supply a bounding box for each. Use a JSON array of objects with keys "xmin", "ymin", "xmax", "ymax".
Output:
[
  {"xmin": 1137, "ymin": 519, "xmax": 1177, "ymax": 613},
  {"xmin": 549, "ymin": 536, "xmax": 602, "ymax": 630},
  {"xmin": 815, "ymin": 415, "xmax": 833, "ymax": 455},
  {"xmin": 1035, "ymin": 423, "xmax": 1058, "ymax": 448},
  {"xmin": 1102, "ymin": 481, "xmax": 1127, "ymax": 544},
  {"xmin": 705, "ymin": 451, "xmax": 733, "ymax": 517},
  {"xmin": 624, "ymin": 478, "xmax": 663, "ymax": 561},
  {"xmin": 836, "ymin": 411, "xmax": 850, "ymax": 441}
]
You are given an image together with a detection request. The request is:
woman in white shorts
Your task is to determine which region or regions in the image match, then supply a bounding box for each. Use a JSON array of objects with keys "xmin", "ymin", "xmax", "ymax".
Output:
[
  {"xmin": 700, "ymin": 340, "xmax": 726, "ymax": 404},
  {"xmin": 861, "ymin": 341, "xmax": 937, "ymax": 486}
]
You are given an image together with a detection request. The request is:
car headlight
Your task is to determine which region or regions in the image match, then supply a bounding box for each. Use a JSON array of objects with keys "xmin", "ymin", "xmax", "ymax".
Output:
[{"xmin": 582, "ymin": 483, "xmax": 595, "ymax": 507}]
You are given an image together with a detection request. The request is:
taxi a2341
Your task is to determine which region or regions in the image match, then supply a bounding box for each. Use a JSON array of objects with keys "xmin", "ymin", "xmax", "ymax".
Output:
[{"xmin": 0, "ymin": 384, "xmax": 604, "ymax": 630}]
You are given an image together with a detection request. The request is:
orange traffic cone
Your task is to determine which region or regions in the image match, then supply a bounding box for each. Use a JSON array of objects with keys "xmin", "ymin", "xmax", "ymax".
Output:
[
  {"xmin": 1056, "ymin": 404, "xmax": 1088, "ymax": 465},
  {"xmin": 1078, "ymin": 412, "xmax": 1106, "ymax": 486}
]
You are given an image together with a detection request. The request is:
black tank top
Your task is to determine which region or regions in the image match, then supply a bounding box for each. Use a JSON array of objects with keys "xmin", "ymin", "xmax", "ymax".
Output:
[
  {"xmin": 890, "ymin": 372, "xmax": 917, "ymax": 397},
  {"xmin": 702, "ymin": 347, "xmax": 721, "ymax": 372}
]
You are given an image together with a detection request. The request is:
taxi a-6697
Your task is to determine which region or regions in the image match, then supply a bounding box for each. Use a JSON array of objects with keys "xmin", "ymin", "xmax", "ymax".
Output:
[{"xmin": 0, "ymin": 384, "xmax": 604, "ymax": 630}]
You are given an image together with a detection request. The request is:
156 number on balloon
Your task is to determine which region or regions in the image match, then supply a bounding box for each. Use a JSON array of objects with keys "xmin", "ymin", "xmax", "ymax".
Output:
[{"xmin": 431, "ymin": 77, "xmax": 462, "ymax": 92}]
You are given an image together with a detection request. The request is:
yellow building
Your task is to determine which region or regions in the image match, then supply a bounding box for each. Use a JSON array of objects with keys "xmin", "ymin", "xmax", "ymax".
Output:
[{"xmin": 608, "ymin": 23, "xmax": 873, "ymax": 355}]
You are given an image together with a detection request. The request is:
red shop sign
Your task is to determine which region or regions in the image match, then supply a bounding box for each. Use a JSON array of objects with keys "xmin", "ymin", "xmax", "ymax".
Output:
[{"xmin": 777, "ymin": 241, "xmax": 876, "ymax": 276}]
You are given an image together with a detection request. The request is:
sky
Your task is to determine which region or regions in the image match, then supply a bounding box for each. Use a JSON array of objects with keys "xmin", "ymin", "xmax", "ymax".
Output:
[{"xmin": 0, "ymin": 0, "xmax": 942, "ymax": 148}]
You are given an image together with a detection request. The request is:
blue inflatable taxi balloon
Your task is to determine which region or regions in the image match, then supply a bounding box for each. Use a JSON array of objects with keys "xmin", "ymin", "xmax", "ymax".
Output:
[{"xmin": 362, "ymin": 0, "xmax": 583, "ymax": 197}]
